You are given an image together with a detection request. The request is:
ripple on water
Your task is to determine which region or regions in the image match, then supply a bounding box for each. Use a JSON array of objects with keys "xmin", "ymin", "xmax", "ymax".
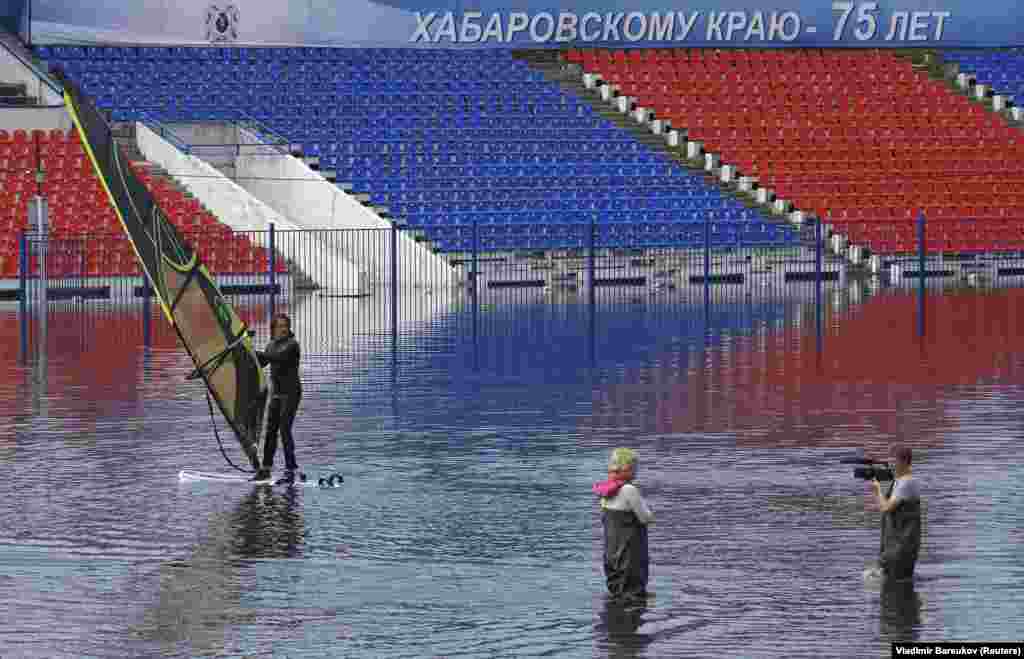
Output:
[{"xmin": 2, "ymin": 288, "xmax": 1024, "ymax": 657}]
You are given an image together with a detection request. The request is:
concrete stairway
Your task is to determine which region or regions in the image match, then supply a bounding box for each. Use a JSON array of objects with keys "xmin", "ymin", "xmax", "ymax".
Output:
[
  {"xmin": 108, "ymin": 122, "xmax": 316, "ymax": 288},
  {"xmin": 139, "ymin": 159, "xmax": 317, "ymax": 290}
]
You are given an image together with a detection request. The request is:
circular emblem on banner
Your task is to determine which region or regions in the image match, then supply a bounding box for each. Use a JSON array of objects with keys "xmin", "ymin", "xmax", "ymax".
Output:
[{"xmin": 205, "ymin": 4, "xmax": 240, "ymax": 43}]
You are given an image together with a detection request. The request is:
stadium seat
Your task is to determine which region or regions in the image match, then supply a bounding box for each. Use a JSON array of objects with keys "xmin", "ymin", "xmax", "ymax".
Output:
[
  {"xmin": 0, "ymin": 130, "xmax": 287, "ymax": 276},
  {"xmin": 577, "ymin": 47, "xmax": 1024, "ymax": 255},
  {"xmin": 33, "ymin": 45, "xmax": 803, "ymax": 254}
]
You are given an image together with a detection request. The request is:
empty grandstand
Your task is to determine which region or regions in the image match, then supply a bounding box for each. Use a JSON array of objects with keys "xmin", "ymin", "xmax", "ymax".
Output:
[
  {"xmin": 566, "ymin": 47, "xmax": 1024, "ymax": 259},
  {"xmin": 36, "ymin": 45, "xmax": 803, "ymax": 258},
  {"xmin": 10, "ymin": 42, "xmax": 1024, "ymax": 289}
]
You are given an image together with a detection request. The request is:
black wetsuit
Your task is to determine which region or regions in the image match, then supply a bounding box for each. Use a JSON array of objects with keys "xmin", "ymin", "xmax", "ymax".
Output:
[
  {"xmin": 258, "ymin": 331, "xmax": 302, "ymax": 472},
  {"xmin": 879, "ymin": 480, "xmax": 922, "ymax": 580},
  {"xmin": 602, "ymin": 508, "xmax": 650, "ymax": 600}
]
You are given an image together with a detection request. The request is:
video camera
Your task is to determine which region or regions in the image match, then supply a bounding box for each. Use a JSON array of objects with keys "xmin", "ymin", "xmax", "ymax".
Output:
[{"xmin": 841, "ymin": 457, "xmax": 895, "ymax": 482}]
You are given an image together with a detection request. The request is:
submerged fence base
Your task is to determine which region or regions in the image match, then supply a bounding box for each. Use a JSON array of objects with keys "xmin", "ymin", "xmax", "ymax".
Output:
[
  {"xmin": 455, "ymin": 248, "xmax": 844, "ymax": 291},
  {"xmin": 886, "ymin": 256, "xmax": 1024, "ymax": 286}
]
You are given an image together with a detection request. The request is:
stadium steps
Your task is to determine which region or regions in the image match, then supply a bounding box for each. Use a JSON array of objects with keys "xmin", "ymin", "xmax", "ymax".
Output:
[
  {"xmin": 566, "ymin": 47, "xmax": 1024, "ymax": 260},
  {"xmin": 561, "ymin": 48, "xmax": 831, "ymax": 252},
  {"xmin": 903, "ymin": 48, "xmax": 1024, "ymax": 131},
  {"xmin": 515, "ymin": 50, "xmax": 789, "ymax": 232},
  {"xmin": 131, "ymin": 158, "xmax": 313, "ymax": 285},
  {"xmin": 512, "ymin": 49, "xmax": 813, "ymax": 261},
  {"xmin": 933, "ymin": 50, "xmax": 1024, "ymax": 129},
  {"xmin": 514, "ymin": 50, "xmax": 666, "ymax": 148}
]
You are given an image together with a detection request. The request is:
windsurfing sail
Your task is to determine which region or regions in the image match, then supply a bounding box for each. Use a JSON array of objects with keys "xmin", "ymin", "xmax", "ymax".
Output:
[{"xmin": 55, "ymin": 70, "xmax": 268, "ymax": 469}]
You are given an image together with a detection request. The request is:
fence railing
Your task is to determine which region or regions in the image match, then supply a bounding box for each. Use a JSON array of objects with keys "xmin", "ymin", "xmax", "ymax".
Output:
[
  {"xmin": 824, "ymin": 214, "xmax": 1024, "ymax": 284},
  {"xmin": 17, "ymin": 216, "xmax": 1024, "ymax": 299},
  {"xmin": 8, "ymin": 220, "xmax": 837, "ymax": 284},
  {"xmin": 14, "ymin": 215, "xmax": 1024, "ymax": 365},
  {"xmin": 137, "ymin": 114, "xmax": 193, "ymax": 155},
  {"xmin": 232, "ymin": 112, "xmax": 294, "ymax": 156},
  {"xmin": 5, "ymin": 220, "xmax": 843, "ymax": 354}
]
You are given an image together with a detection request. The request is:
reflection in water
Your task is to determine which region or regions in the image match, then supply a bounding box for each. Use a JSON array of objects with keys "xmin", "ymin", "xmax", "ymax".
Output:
[
  {"xmin": 232, "ymin": 486, "xmax": 305, "ymax": 560},
  {"xmin": 136, "ymin": 486, "xmax": 305, "ymax": 656},
  {"xmin": 3, "ymin": 279, "xmax": 1024, "ymax": 657},
  {"xmin": 595, "ymin": 596, "xmax": 652, "ymax": 659},
  {"xmin": 879, "ymin": 578, "xmax": 923, "ymax": 646},
  {"xmin": 589, "ymin": 286, "xmax": 1024, "ymax": 454}
]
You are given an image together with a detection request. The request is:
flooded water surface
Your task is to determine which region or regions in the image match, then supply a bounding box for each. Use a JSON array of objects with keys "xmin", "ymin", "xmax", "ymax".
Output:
[{"xmin": 1, "ymin": 281, "xmax": 1023, "ymax": 658}]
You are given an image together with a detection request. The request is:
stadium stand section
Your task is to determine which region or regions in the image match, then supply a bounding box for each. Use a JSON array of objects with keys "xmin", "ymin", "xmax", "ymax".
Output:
[
  {"xmin": 129, "ymin": 160, "xmax": 287, "ymax": 275},
  {"xmin": 566, "ymin": 48, "xmax": 1024, "ymax": 256},
  {"xmin": 35, "ymin": 45, "xmax": 801, "ymax": 255},
  {"xmin": 945, "ymin": 50, "xmax": 1024, "ymax": 104},
  {"xmin": 0, "ymin": 126, "xmax": 280, "ymax": 277},
  {"xmin": 0, "ymin": 127, "xmax": 40, "ymax": 277}
]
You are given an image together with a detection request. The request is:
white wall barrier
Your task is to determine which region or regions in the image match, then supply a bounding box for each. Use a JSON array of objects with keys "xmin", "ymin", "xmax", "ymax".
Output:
[
  {"xmin": 233, "ymin": 128, "xmax": 459, "ymax": 289},
  {"xmin": 135, "ymin": 122, "xmax": 369, "ymax": 295},
  {"xmin": 0, "ymin": 34, "xmax": 63, "ymax": 106},
  {"xmin": 0, "ymin": 106, "xmax": 71, "ymax": 132}
]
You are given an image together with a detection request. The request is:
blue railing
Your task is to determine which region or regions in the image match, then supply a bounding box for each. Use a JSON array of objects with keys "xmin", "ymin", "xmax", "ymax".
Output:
[
  {"xmin": 136, "ymin": 112, "xmax": 193, "ymax": 154},
  {"xmin": 233, "ymin": 111, "xmax": 293, "ymax": 156}
]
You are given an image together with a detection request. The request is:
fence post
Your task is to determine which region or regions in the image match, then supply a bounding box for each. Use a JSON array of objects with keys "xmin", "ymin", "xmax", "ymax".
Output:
[
  {"xmin": 268, "ymin": 222, "xmax": 276, "ymax": 322},
  {"xmin": 391, "ymin": 221, "xmax": 399, "ymax": 365},
  {"xmin": 142, "ymin": 277, "xmax": 152, "ymax": 347},
  {"xmin": 918, "ymin": 212, "xmax": 926, "ymax": 278},
  {"xmin": 815, "ymin": 217, "xmax": 823, "ymax": 332},
  {"xmin": 19, "ymin": 229, "xmax": 28, "ymax": 360},
  {"xmin": 588, "ymin": 215, "xmax": 595, "ymax": 307},
  {"xmin": 814, "ymin": 219, "xmax": 823, "ymax": 288},
  {"xmin": 471, "ymin": 223, "xmax": 479, "ymax": 372},
  {"xmin": 79, "ymin": 235, "xmax": 86, "ymax": 289},
  {"xmin": 588, "ymin": 215, "xmax": 596, "ymax": 366},
  {"xmin": 704, "ymin": 215, "xmax": 711, "ymax": 306},
  {"xmin": 918, "ymin": 212, "xmax": 926, "ymax": 338},
  {"xmin": 471, "ymin": 216, "xmax": 478, "ymax": 297}
]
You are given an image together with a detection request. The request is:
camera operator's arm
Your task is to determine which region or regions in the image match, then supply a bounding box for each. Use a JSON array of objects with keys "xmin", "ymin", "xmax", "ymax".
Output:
[{"xmin": 871, "ymin": 479, "xmax": 902, "ymax": 513}]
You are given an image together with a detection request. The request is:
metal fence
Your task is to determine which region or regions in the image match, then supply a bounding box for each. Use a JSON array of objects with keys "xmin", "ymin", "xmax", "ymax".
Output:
[
  {"xmin": 4, "ymin": 219, "xmax": 848, "ymax": 357},
  {"xmin": 10, "ymin": 215, "xmax": 1024, "ymax": 368}
]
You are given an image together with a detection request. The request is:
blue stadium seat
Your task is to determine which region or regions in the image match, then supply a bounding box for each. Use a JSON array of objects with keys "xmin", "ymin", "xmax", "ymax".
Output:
[
  {"xmin": 948, "ymin": 49, "xmax": 1024, "ymax": 99},
  {"xmin": 35, "ymin": 45, "xmax": 802, "ymax": 252}
]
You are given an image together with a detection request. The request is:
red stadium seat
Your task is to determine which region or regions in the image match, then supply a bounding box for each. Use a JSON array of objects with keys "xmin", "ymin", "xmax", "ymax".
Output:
[{"xmin": 573, "ymin": 46, "xmax": 1024, "ymax": 255}]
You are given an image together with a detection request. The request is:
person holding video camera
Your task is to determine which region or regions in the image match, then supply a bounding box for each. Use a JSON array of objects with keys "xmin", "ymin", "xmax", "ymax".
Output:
[{"xmin": 870, "ymin": 444, "xmax": 922, "ymax": 580}]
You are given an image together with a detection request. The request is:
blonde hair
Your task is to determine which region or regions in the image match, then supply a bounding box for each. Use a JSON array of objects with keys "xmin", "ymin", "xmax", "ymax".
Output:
[{"xmin": 608, "ymin": 448, "xmax": 637, "ymax": 471}]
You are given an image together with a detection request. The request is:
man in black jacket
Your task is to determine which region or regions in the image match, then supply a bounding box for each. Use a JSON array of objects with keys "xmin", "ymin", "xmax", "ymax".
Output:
[{"xmin": 252, "ymin": 313, "xmax": 303, "ymax": 484}]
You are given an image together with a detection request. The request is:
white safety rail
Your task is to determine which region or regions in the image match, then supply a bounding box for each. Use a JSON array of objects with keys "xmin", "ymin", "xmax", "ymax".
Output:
[
  {"xmin": 233, "ymin": 127, "xmax": 458, "ymax": 289},
  {"xmin": 136, "ymin": 122, "xmax": 369, "ymax": 295}
]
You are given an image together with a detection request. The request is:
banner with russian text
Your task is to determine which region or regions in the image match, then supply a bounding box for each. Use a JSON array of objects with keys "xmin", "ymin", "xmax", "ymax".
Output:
[{"xmin": 26, "ymin": 0, "xmax": 1024, "ymax": 48}]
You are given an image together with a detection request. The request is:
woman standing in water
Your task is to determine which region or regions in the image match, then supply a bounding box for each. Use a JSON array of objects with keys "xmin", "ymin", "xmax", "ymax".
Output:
[{"xmin": 594, "ymin": 448, "xmax": 655, "ymax": 601}]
